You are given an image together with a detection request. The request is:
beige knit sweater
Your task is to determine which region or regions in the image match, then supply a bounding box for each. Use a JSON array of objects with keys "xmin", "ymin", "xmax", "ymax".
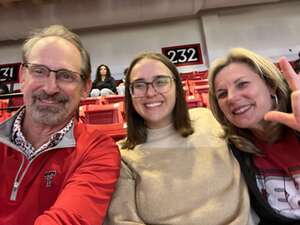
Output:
[{"xmin": 106, "ymin": 108, "xmax": 254, "ymax": 225}]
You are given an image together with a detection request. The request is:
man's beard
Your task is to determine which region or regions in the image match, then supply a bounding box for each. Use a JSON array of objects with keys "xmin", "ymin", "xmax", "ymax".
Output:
[{"xmin": 28, "ymin": 90, "xmax": 71, "ymax": 126}]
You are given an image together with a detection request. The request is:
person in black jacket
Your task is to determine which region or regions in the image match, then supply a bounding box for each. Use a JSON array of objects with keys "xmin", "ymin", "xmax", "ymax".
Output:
[
  {"xmin": 90, "ymin": 64, "xmax": 116, "ymax": 96},
  {"xmin": 208, "ymin": 47, "xmax": 300, "ymax": 225}
]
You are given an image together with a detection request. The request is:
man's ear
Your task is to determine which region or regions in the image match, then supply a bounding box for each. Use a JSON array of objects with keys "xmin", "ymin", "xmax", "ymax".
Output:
[{"xmin": 82, "ymin": 79, "xmax": 92, "ymax": 98}]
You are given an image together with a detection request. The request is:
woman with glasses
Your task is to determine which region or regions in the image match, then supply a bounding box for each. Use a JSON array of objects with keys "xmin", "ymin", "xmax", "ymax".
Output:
[
  {"xmin": 106, "ymin": 52, "xmax": 254, "ymax": 225},
  {"xmin": 208, "ymin": 47, "xmax": 300, "ymax": 225},
  {"xmin": 90, "ymin": 64, "xmax": 117, "ymax": 96}
]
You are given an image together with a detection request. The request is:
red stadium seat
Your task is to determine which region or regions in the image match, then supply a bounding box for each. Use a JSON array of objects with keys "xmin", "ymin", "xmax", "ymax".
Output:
[
  {"xmin": 188, "ymin": 79, "xmax": 208, "ymax": 86},
  {"xmin": 190, "ymin": 85, "xmax": 209, "ymax": 95},
  {"xmin": 80, "ymin": 97, "xmax": 102, "ymax": 106},
  {"xmin": 182, "ymin": 85, "xmax": 191, "ymax": 97},
  {"xmin": 79, "ymin": 102, "xmax": 126, "ymax": 141},
  {"xmin": 102, "ymin": 95, "xmax": 125, "ymax": 104},
  {"xmin": 8, "ymin": 94, "xmax": 23, "ymax": 109},
  {"xmin": 80, "ymin": 103, "xmax": 123, "ymax": 124},
  {"xmin": 182, "ymin": 71, "xmax": 208, "ymax": 80},
  {"xmin": 201, "ymin": 92, "xmax": 209, "ymax": 108},
  {"xmin": 0, "ymin": 99, "xmax": 11, "ymax": 122},
  {"xmin": 188, "ymin": 85, "xmax": 209, "ymax": 108},
  {"xmin": 185, "ymin": 96, "xmax": 203, "ymax": 108}
]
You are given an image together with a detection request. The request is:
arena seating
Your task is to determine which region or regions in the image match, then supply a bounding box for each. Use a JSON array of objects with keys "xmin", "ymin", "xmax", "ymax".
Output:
[
  {"xmin": 0, "ymin": 71, "xmax": 209, "ymax": 140},
  {"xmin": 80, "ymin": 96, "xmax": 102, "ymax": 106},
  {"xmin": 8, "ymin": 93, "xmax": 24, "ymax": 110},
  {"xmin": 186, "ymin": 96, "xmax": 204, "ymax": 108},
  {"xmin": 102, "ymin": 95, "xmax": 125, "ymax": 104},
  {"xmin": 0, "ymin": 99, "xmax": 10, "ymax": 122},
  {"xmin": 180, "ymin": 71, "xmax": 209, "ymax": 108},
  {"xmin": 188, "ymin": 79, "xmax": 208, "ymax": 86},
  {"xmin": 0, "ymin": 92, "xmax": 24, "ymax": 122},
  {"xmin": 79, "ymin": 100, "xmax": 126, "ymax": 141}
]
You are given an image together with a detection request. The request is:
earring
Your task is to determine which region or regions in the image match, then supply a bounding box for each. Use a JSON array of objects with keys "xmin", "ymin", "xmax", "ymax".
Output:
[{"xmin": 272, "ymin": 94, "xmax": 279, "ymax": 106}]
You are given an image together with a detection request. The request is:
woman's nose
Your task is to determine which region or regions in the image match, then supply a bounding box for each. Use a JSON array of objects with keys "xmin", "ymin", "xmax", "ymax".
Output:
[
  {"xmin": 227, "ymin": 89, "xmax": 239, "ymax": 103},
  {"xmin": 145, "ymin": 83, "xmax": 158, "ymax": 97}
]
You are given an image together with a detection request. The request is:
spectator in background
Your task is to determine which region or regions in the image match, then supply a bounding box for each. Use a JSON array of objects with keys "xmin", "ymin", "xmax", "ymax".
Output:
[
  {"xmin": 90, "ymin": 64, "xmax": 117, "ymax": 96},
  {"xmin": 116, "ymin": 67, "xmax": 128, "ymax": 95},
  {"xmin": 0, "ymin": 83, "xmax": 9, "ymax": 95},
  {"xmin": 0, "ymin": 25, "xmax": 120, "ymax": 225},
  {"xmin": 208, "ymin": 47, "xmax": 300, "ymax": 225},
  {"xmin": 106, "ymin": 52, "xmax": 254, "ymax": 225}
]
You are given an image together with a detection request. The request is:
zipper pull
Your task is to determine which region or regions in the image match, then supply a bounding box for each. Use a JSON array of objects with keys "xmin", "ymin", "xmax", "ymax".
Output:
[{"xmin": 10, "ymin": 181, "xmax": 19, "ymax": 201}]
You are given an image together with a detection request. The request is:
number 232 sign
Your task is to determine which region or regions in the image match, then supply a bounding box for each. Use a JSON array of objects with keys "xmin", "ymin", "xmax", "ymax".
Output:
[{"xmin": 162, "ymin": 43, "xmax": 203, "ymax": 67}]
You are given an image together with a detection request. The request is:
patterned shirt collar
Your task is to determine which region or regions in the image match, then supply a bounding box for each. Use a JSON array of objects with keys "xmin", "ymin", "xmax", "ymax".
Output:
[{"xmin": 12, "ymin": 108, "xmax": 74, "ymax": 159}]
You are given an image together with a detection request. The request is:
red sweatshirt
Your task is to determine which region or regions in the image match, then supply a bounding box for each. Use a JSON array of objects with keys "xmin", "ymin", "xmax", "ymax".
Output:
[{"xmin": 0, "ymin": 116, "xmax": 120, "ymax": 225}]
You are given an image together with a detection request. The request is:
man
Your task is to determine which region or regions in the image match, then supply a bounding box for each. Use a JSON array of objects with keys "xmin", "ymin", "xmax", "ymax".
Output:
[{"xmin": 0, "ymin": 25, "xmax": 120, "ymax": 225}]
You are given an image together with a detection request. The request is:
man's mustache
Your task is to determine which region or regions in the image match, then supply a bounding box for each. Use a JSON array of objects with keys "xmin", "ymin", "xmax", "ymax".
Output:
[{"xmin": 32, "ymin": 90, "xmax": 69, "ymax": 103}]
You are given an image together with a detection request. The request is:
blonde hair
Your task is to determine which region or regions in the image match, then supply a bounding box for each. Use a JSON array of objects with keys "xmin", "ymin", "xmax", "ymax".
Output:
[{"xmin": 208, "ymin": 47, "xmax": 290, "ymax": 154}]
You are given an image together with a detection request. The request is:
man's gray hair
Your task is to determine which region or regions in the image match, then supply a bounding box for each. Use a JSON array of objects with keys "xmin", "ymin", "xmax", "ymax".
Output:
[{"xmin": 22, "ymin": 24, "xmax": 91, "ymax": 82}]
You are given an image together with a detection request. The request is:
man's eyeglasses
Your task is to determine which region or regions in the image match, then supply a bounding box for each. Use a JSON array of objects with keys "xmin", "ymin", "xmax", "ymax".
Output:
[
  {"xmin": 22, "ymin": 63, "xmax": 84, "ymax": 84},
  {"xmin": 129, "ymin": 75, "xmax": 175, "ymax": 97}
]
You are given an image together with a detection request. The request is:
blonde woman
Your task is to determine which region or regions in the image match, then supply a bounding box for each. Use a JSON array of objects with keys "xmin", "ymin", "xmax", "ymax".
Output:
[{"xmin": 209, "ymin": 47, "xmax": 300, "ymax": 225}]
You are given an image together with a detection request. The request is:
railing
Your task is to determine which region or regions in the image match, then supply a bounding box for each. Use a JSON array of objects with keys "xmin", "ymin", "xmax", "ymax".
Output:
[{"xmin": 0, "ymin": 92, "xmax": 23, "ymax": 111}]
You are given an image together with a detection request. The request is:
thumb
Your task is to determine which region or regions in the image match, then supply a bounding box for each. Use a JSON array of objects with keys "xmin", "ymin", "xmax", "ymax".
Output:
[{"xmin": 264, "ymin": 111, "xmax": 297, "ymax": 130}]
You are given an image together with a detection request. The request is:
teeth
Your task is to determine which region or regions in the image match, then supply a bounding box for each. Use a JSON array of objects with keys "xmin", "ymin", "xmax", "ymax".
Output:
[
  {"xmin": 233, "ymin": 105, "xmax": 251, "ymax": 115},
  {"xmin": 145, "ymin": 102, "xmax": 161, "ymax": 108},
  {"xmin": 39, "ymin": 99, "xmax": 58, "ymax": 104}
]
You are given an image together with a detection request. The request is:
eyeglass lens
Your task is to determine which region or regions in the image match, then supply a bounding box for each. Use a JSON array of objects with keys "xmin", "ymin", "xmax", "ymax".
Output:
[
  {"xmin": 24, "ymin": 63, "xmax": 82, "ymax": 83},
  {"xmin": 131, "ymin": 76, "xmax": 173, "ymax": 97}
]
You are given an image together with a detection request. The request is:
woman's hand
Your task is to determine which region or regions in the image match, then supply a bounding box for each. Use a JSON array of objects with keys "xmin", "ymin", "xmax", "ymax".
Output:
[{"xmin": 264, "ymin": 57, "xmax": 300, "ymax": 131}]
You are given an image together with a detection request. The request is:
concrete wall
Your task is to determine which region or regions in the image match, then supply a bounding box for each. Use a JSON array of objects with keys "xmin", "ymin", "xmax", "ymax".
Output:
[
  {"xmin": 0, "ymin": 0, "xmax": 299, "ymax": 81},
  {"xmin": 202, "ymin": 0, "xmax": 300, "ymax": 62}
]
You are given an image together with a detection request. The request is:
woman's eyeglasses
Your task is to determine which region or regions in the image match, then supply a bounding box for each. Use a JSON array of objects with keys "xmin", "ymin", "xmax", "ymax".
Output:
[{"xmin": 129, "ymin": 75, "xmax": 175, "ymax": 97}]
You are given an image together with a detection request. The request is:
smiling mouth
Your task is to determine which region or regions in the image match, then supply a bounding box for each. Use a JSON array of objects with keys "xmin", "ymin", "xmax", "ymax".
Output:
[
  {"xmin": 39, "ymin": 99, "xmax": 59, "ymax": 104},
  {"xmin": 36, "ymin": 98, "xmax": 63, "ymax": 105},
  {"xmin": 232, "ymin": 104, "xmax": 252, "ymax": 115},
  {"xmin": 145, "ymin": 102, "xmax": 162, "ymax": 108}
]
